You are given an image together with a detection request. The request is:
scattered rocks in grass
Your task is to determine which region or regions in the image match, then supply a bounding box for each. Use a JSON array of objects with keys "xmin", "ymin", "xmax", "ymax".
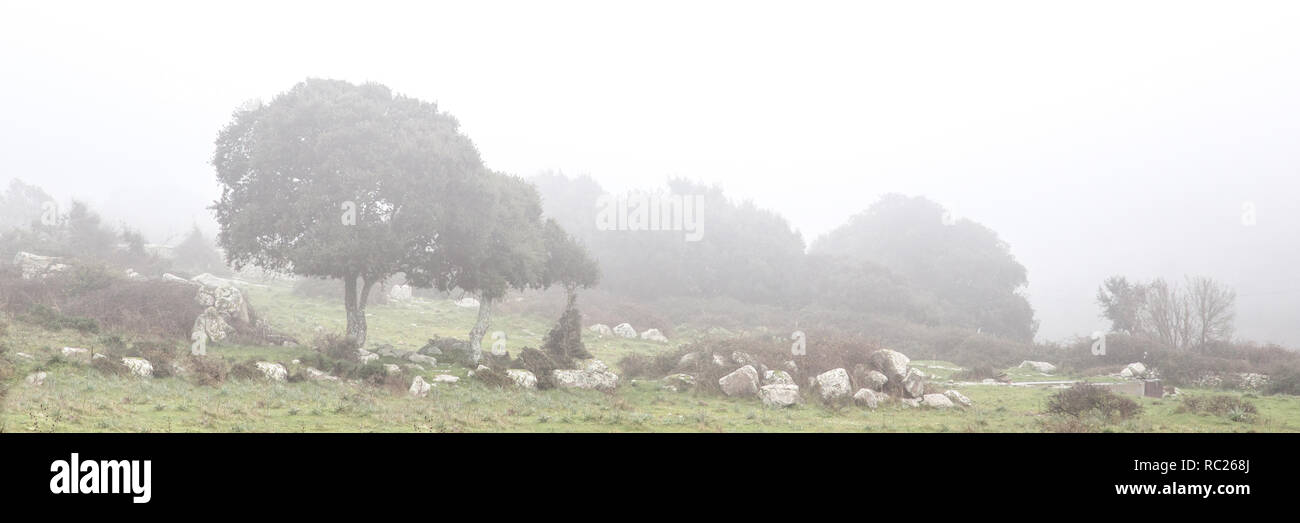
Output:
[
  {"xmin": 760, "ymin": 384, "xmax": 801, "ymax": 407},
  {"xmin": 552, "ymin": 359, "xmax": 619, "ymax": 391},
  {"xmin": 921, "ymin": 393, "xmax": 955, "ymax": 408},
  {"xmin": 719, "ymin": 365, "xmax": 760, "ymax": 397},
  {"xmin": 25, "ymin": 371, "xmax": 47, "ymax": 386},
  {"xmin": 639, "ymin": 328, "xmax": 668, "ymax": 343},
  {"xmin": 304, "ymin": 367, "xmax": 338, "ymax": 381},
  {"xmin": 430, "ymin": 374, "xmax": 460, "ymax": 384},
  {"xmin": 1019, "ymin": 360, "xmax": 1057, "ymax": 374},
  {"xmin": 383, "ymin": 364, "xmax": 401, "ymax": 375},
  {"xmin": 853, "ymin": 388, "xmax": 880, "ymax": 409},
  {"xmin": 943, "ymin": 390, "xmax": 972, "ymax": 407},
  {"xmin": 255, "ymin": 362, "xmax": 287, "ymax": 382},
  {"xmin": 408, "ymin": 353, "xmax": 437, "ymax": 366},
  {"xmin": 588, "ymin": 324, "xmax": 613, "ymax": 337},
  {"xmin": 61, "ymin": 347, "xmax": 91, "ymax": 360},
  {"xmin": 122, "ymin": 357, "xmax": 154, "ymax": 378},
  {"xmin": 507, "ymin": 369, "xmax": 538, "ymax": 389},
  {"xmin": 613, "ymin": 323, "xmax": 637, "ymax": 339},
  {"xmin": 356, "ymin": 349, "xmax": 379, "ymax": 364},
  {"xmin": 813, "ymin": 368, "xmax": 853, "ymax": 403},
  {"xmin": 409, "ymin": 376, "xmax": 432, "ymax": 397}
]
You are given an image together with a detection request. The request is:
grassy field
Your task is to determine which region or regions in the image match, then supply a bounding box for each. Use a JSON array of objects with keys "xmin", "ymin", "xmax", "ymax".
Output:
[{"xmin": 4, "ymin": 282, "xmax": 1299, "ymax": 433}]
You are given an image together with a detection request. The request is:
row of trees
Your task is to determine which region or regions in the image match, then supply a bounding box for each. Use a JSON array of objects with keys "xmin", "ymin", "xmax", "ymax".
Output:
[
  {"xmin": 1096, "ymin": 275, "xmax": 1237, "ymax": 350},
  {"xmin": 211, "ymin": 79, "xmax": 598, "ymax": 360},
  {"xmin": 531, "ymin": 174, "xmax": 1039, "ymax": 340}
]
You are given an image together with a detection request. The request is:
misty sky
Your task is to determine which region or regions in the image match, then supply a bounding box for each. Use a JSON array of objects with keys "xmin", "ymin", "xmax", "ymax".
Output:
[{"xmin": 2, "ymin": 1, "xmax": 1298, "ymax": 346}]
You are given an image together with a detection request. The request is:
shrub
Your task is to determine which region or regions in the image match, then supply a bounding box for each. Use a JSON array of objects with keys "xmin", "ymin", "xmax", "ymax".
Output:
[
  {"xmin": 128, "ymin": 341, "xmax": 180, "ymax": 379},
  {"xmin": 514, "ymin": 347, "xmax": 558, "ymax": 389},
  {"xmin": 542, "ymin": 294, "xmax": 591, "ymax": 367},
  {"xmin": 1176, "ymin": 395, "xmax": 1258, "ymax": 422},
  {"xmin": 91, "ymin": 356, "xmax": 128, "ymax": 377},
  {"xmin": 21, "ymin": 304, "xmax": 99, "ymax": 333},
  {"xmin": 313, "ymin": 332, "xmax": 359, "ymax": 361},
  {"xmin": 188, "ymin": 355, "xmax": 230, "ymax": 386},
  {"xmin": 1045, "ymin": 383, "xmax": 1142, "ymax": 421}
]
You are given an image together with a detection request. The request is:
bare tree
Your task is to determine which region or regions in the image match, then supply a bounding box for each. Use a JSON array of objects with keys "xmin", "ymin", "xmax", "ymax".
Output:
[{"xmin": 1186, "ymin": 276, "xmax": 1236, "ymax": 347}]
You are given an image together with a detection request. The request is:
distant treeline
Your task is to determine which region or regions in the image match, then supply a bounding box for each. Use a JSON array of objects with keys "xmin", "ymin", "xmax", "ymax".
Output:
[{"xmin": 530, "ymin": 173, "xmax": 1038, "ymax": 341}]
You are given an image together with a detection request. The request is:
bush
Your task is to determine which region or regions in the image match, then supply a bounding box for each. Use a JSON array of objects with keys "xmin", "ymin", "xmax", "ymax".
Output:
[
  {"xmin": 542, "ymin": 294, "xmax": 591, "ymax": 367},
  {"xmin": 1177, "ymin": 395, "xmax": 1258, "ymax": 421},
  {"xmin": 21, "ymin": 304, "xmax": 99, "ymax": 333},
  {"xmin": 91, "ymin": 356, "xmax": 128, "ymax": 377},
  {"xmin": 514, "ymin": 347, "xmax": 558, "ymax": 389},
  {"xmin": 313, "ymin": 332, "xmax": 359, "ymax": 361},
  {"xmin": 1046, "ymin": 383, "xmax": 1142, "ymax": 421},
  {"xmin": 128, "ymin": 341, "xmax": 180, "ymax": 379},
  {"xmin": 188, "ymin": 355, "xmax": 230, "ymax": 386}
]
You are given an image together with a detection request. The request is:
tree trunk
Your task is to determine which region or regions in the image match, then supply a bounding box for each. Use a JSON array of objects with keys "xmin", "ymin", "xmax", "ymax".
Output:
[
  {"xmin": 344, "ymin": 274, "xmax": 370, "ymax": 348},
  {"xmin": 467, "ymin": 296, "xmax": 493, "ymax": 364}
]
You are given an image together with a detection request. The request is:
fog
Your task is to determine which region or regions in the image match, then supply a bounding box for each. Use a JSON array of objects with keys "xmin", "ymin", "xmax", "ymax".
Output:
[{"xmin": 2, "ymin": 1, "xmax": 1298, "ymax": 346}]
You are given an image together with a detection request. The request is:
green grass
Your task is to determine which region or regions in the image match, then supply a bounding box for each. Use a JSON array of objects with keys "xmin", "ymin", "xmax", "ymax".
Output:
[{"xmin": 4, "ymin": 281, "xmax": 1300, "ymax": 433}]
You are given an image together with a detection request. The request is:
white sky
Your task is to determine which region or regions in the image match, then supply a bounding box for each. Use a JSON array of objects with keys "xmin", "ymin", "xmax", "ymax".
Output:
[{"xmin": 2, "ymin": 1, "xmax": 1298, "ymax": 345}]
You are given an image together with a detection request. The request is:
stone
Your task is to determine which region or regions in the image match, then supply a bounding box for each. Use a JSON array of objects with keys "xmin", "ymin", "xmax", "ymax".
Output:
[
  {"xmin": 718, "ymin": 365, "xmax": 760, "ymax": 397},
  {"xmin": 60, "ymin": 347, "xmax": 90, "ymax": 360},
  {"xmin": 194, "ymin": 280, "xmax": 250, "ymax": 324},
  {"xmin": 13, "ymin": 252, "xmax": 69, "ymax": 279},
  {"xmin": 192, "ymin": 306, "xmax": 234, "ymax": 343},
  {"xmin": 1020, "ymin": 361, "xmax": 1058, "ymax": 374},
  {"xmin": 760, "ymin": 384, "xmax": 801, "ymax": 407},
  {"xmin": 639, "ymin": 328, "xmax": 668, "ymax": 343},
  {"xmin": 387, "ymin": 284, "xmax": 413, "ymax": 302},
  {"xmin": 256, "ymin": 362, "xmax": 287, "ymax": 382},
  {"xmin": 731, "ymin": 351, "xmax": 756, "ymax": 367},
  {"xmin": 1120, "ymin": 362, "xmax": 1147, "ymax": 379},
  {"xmin": 552, "ymin": 359, "xmax": 619, "ymax": 391},
  {"xmin": 853, "ymin": 388, "xmax": 880, "ymax": 409},
  {"xmin": 409, "ymin": 376, "xmax": 432, "ymax": 397},
  {"xmin": 901, "ymin": 368, "xmax": 926, "ymax": 399},
  {"xmin": 25, "ymin": 371, "xmax": 47, "ymax": 386},
  {"xmin": 901, "ymin": 398, "xmax": 921, "ymax": 408},
  {"xmin": 506, "ymin": 369, "xmax": 538, "ymax": 389},
  {"xmin": 711, "ymin": 353, "xmax": 729, "ymax": 367},
  {"xmin": 864, "ymin": 370, "xmax": 889, "ymax": 391},
  {"xmin": 662, "ymin": 373, "xmax": 697, "ymax": 392},
  {"xmin": 408, "ymin": 353, "xmax": 437, "ymax": 366},
  {"xmin": 383, "ymin": 364, "xmax": 401, "ymax": 375},
  {"xmin": 921, "ymin": 393, "xmax": 955, "ymax": 408},
  {"xmin": 612, "ymin": 323, "xmax": 637, "ymax": 339},
  {"xmin": 304, "ymin": 367, "xmax": 338, "ymax": 381},
  {"xmin": 163, "ymin": 273, "xmax": 196, "ymax": 285},
  {"xmin": 868, "ymin": 349, "xmax": 911, "ymax": 381},
  {"xmin": 122, "ymin": 357, "xmax": 154, "ymax": 378},
  {"xmin": 813, "ymin": 368, "xmax": 853, "ymax": 402},
  {"xmin": 943, "ymin": 390, "xmax": 972, "ymax": 407},
  {"xmin": 356, "ymin": 349, "xmax": 379, "ymax": 364},
  {"xmin": 763, "ymin": 369, "xmax": 795, "ymax": 386},
  {"xmin": 124, "ymin": 268, "xmax": 146, "ymax": 281},
  {"xmin": 588, "ymin": 324, "xmax": 613, "ymax": 337},
  {"xmin": 375, "ymin": 345, "xmax": 412, "ymax": 359},
  {"xmin": 431, "ymin": 374, "xmax": 460, "ymax": 384}
]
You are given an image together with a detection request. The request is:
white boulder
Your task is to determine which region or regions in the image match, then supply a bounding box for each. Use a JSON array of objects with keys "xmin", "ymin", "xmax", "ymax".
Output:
[
  {"xmin": 1019, "ymin": 360, "xmax": 1058, "ymax": 374},
  {"xmin": 639, "ymin": 328, "xmax": 668, "ymax": 343},
  {"xmin": 409, "ymin": 376, "xmax": 432, "ymax": 397},
  {"xmin": 719, "ymin": 365, "xmax": 760, "ymax": 397},
  {"xmin": 612, "ymin": 323, "xmax": 637, "ymax": 339},
  {"xmin": 760, "ymin": 384, "xmax": 801, "ymax": 407},
  {"xmin": 122, "ymin": 357, "xmax": 154, "ymax": 378},
  {"xmin": 813, "ymin": 368, "xmax": 853, "ymax": 402},
  {"xmin": 255, "ymin": 361, "xmax": 287, "ymax": 382},
  {"xmin": 507, "ymin": 369, "xmax": 538, "ymax": 389}
]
